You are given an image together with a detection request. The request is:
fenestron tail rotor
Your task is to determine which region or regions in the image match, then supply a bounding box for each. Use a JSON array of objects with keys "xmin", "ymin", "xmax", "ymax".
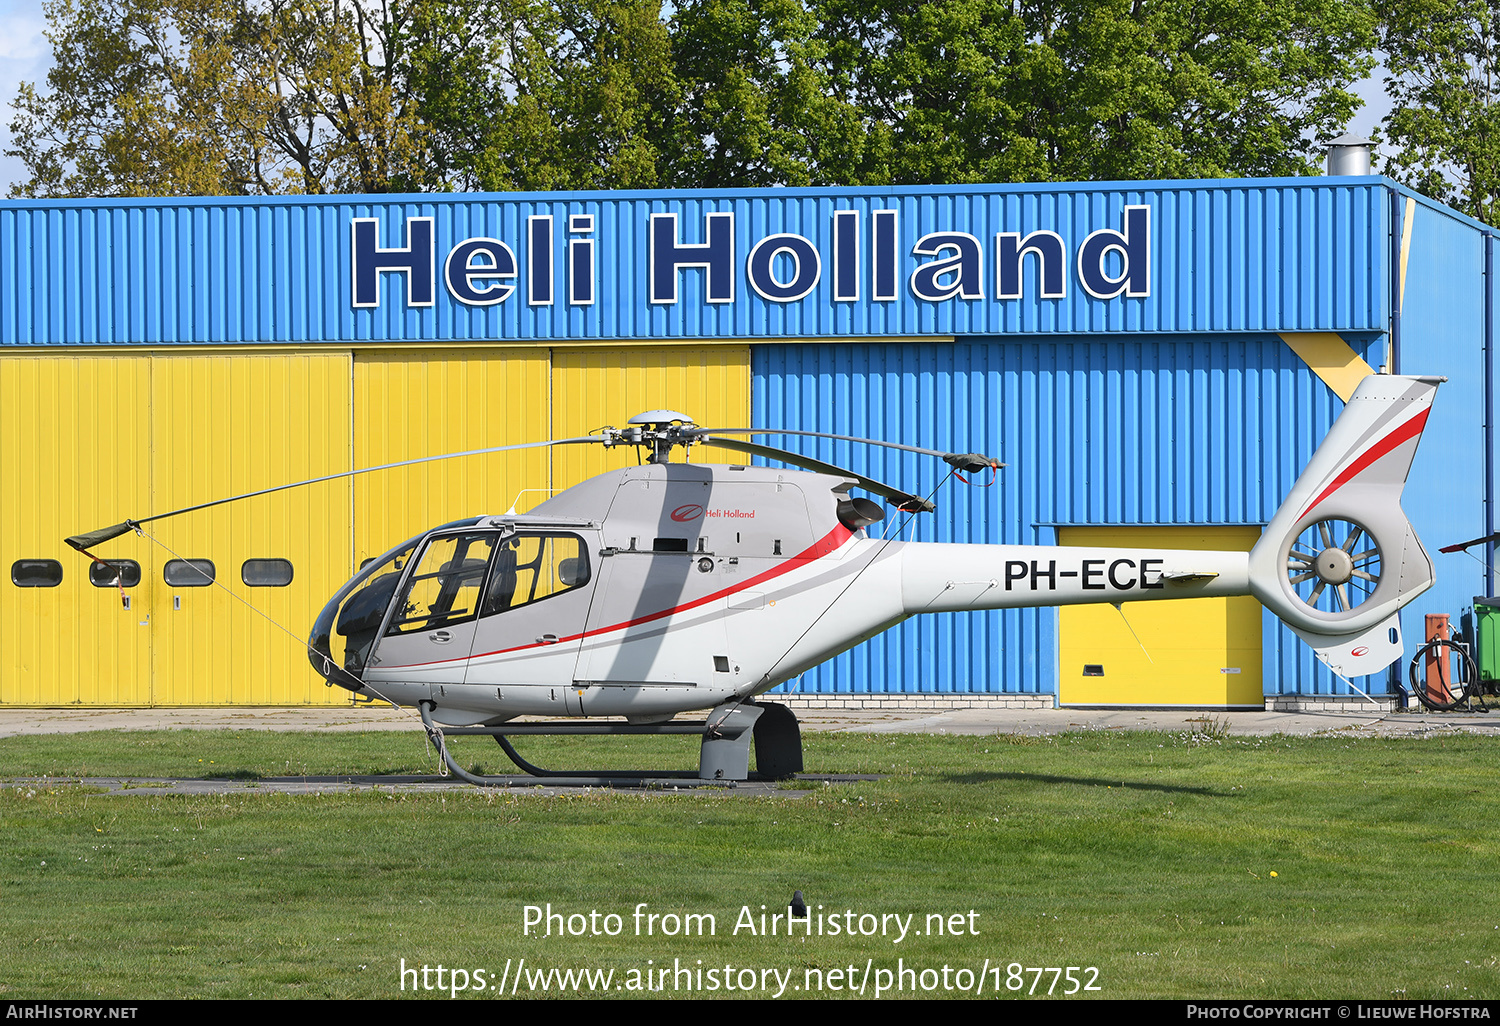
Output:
[
  {"xmin": 1247, "ymin": 374, "xmax": 1442, "ymax": 678},
  {"xmin": 1284, "ymin": 518, "xmax": 1384, "ymax": 615}
]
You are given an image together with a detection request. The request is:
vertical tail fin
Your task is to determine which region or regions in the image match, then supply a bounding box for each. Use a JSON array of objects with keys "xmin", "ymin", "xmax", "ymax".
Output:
[{"xmin": 1248, "ymin": 375, "xmax": 1443, "ymax": 676}]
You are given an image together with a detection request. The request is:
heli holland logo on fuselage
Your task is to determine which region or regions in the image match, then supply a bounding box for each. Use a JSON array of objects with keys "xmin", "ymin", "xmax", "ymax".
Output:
[{"xmin": 350, "ymin": 206, "xmax": 1151, "ymax": 311}]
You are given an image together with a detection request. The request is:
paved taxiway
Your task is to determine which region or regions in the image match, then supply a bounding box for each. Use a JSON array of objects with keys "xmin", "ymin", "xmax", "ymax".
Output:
[
  {"xmin": 3, "ymin": 702, "xmax": 1498, "ymax": 739},
  {"xmin": 3, "ymin": 703, "xmax": 1495, "ymax": 795}
]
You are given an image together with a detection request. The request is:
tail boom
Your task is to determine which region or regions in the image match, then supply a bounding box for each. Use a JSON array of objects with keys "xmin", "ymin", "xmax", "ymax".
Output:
[{"xmin": 901, "ymin": 545, "xmax": 1250, "ymax": 613}]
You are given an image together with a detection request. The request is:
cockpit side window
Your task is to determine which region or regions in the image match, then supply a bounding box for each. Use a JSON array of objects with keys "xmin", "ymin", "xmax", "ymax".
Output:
[
  {"xmin": 385, "ymin": 533, "xmax": 497, "ymax": 635},
  {"xmin": 481, "ymin": 533, "xmax": 591, "ymax": 616}
]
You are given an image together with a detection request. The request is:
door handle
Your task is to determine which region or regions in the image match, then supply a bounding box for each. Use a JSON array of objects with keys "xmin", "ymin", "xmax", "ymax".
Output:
[
  {"xmin": 429, "ymin": 630, "xmax": 452, "ymax": 644},
  {"xmin": 536, "ymin": 634, "xmax": 559, "ymax": 645}
]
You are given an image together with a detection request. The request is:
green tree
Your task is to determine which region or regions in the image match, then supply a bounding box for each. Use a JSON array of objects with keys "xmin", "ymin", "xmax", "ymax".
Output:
[
  {"xmin": 8, "ymin": 0, "xmax": 439, "ymax": 197},
  {"xmin": 9, "ymin": 0, "xmax": 1379, "ymax": 197},
  {"xmin": 1377, "ymin": 0, "xmax": 1500, "ymax": 222},
  {"xmin": 415, "ymin": 0, "xmax": 678, "ymax": 192},
  {"xmin": 661, "ymin": 0, "xmax": 865, "ymax": 187},
  {"xmin": 809, "ymin": 0, "xmax": 1378, "ymax": 185},
  {"xmin": 9, "ymin": 0, "xmax": 680, "ymax": 197}
]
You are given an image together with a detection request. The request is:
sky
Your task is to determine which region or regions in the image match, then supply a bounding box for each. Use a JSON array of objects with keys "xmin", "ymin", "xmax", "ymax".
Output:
[
  {"xmin": 1349, "ymin": 63, "xmax": 1395, "ymax": 152},
  {"xmin": 0, "ymin": 2, "xmax": 1398, "ymax": 197},
  {"xmin": 0, "ymin": 0, "xmax": 48, "ymax": 195}
]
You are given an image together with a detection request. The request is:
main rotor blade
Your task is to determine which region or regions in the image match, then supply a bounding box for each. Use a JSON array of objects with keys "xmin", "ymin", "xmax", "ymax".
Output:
[
  {"xmin": 1439, "ymin": 530, "xmax": 1500, "ymax": 554},
  {"xmin": 694, "ymin": 427, "xmax": 1004, "ymax": 470},
  {"xmin": 66, "ymin": 435, "xmax": 606, "ymax": 552},
  {"xmin": 695, "ymin": 435, "xmax": 936, "ymax": 513}
]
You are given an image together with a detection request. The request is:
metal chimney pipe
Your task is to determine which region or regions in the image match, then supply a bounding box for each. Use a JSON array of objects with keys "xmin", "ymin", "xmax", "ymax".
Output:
[{"xmin": 1325, "ymin": 133, "xmax": 1373, "ymax": 176}]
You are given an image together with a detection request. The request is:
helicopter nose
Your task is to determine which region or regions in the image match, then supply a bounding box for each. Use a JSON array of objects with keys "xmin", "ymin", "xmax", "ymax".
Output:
[{"xmin": 307, "ymin": 627, "xmax": 367, "ymax": 692}]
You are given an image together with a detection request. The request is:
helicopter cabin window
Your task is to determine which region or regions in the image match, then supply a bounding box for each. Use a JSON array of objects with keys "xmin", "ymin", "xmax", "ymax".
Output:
[
  {"xmin": 163, "ymin": 559, "xmax": 216, "ymax": 587},
  {"xmin": 12, "ymin": 559, "xmax": 63, "ymax": 587},
  {"xmin": 386, "ymin": 533, "xmax": 497, "ymax": 635},
  {"xmin": 88, "ymin": 560, "xmax": 142, "ymax": 588},
  {"xmin": 481, "ymin": 533, "xmax": 591, "ymax": 616},
  {"xmin": 242, "ymin": 558, "xmax": 294, "ymax": 587}
]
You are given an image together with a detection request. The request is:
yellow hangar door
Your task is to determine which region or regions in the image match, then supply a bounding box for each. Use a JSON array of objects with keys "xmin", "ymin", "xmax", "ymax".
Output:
[
  {"xmin": 0, "ymin": 357, "xmax": 153, "ymax": 705},
  {"xmin": 1058, "ymin": 526, "xmax": 1264, "ymax": 708},
  {"xmin": 351, "ymin": 345, "xmax": 749, "ymax": 558},
  {"xmin": 148, "ymin": 354, "xmax": 354, "ymax": 705},
  {"xmin": 550, "ymin": 346, "xmax": 751, "ymax": 490},
  {"xmin": 2, "ymin": 345, "xmax": 753, "ymax": 707},
  {"xmin": 352, "ymin": 348, "xmax": 552, "ymax": 567}
]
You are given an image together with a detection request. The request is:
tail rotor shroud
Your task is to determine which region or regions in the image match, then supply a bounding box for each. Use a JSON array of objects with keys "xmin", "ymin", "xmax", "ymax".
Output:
[{"xmin": 1248, "ymin": 374, "xmax": 1443, "ymax": 677}]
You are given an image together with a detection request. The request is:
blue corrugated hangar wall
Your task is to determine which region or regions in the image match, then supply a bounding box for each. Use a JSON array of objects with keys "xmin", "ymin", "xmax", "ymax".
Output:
[
  {"xmin": 752, "ymin": 184, "xmax": 1491, "ymax": 702},
  {"xmin": 0, "ymin": 177, "xmax": 1492, "ymax": 706}
]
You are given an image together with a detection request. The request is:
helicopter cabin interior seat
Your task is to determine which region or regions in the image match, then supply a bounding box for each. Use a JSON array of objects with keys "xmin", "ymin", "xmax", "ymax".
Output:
[
  {"xmin": 422, "ymin": 556, "xmax": 490, "ymax": 629},
  {"xmin": 482, "ymin": 543, "xmax": 518, "ymax": 615},
  {"xmin": 481, "ymin": 534, "xmax": 593, "ymax": 617}
]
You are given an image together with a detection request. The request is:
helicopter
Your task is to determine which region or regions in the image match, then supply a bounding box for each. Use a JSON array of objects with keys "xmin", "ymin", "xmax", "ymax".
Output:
[{"xmin": 68, "ymin": 373, "xmax": 1442, "ymax": 785}]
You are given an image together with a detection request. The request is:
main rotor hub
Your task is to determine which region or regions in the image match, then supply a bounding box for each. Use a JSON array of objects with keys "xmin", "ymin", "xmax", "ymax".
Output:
[
  {"xmin": 627, "ymin": 409, "xmax": 696, "ymax": 429},
  {"xmin": 612, "ymin": 410, "xmax": 699, "ymax": 463},
  {"xmin": 1314, "ymin": 547, "xmax": 1354, "ymax": 584}
]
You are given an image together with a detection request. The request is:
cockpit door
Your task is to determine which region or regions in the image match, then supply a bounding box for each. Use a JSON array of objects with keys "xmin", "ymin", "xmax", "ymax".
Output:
[
  {"xmin": 462, "ymin": 532, "xmax": 597, "ymax": 712},
  {"xmin": 362, "ymin": 532, "xmax": 497, "ymax": 686}
]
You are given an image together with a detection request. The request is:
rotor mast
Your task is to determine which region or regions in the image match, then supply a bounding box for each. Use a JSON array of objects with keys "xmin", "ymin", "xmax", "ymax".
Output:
[{"xmin": 615, "ymin": 410, "xmax": 699, "ymax": 464}]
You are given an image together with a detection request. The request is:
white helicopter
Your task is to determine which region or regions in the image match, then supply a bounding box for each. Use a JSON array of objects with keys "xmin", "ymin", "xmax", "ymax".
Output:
[{"xmin": 69, "ymin": 374, "xmax": 1442, "ymax": 785}]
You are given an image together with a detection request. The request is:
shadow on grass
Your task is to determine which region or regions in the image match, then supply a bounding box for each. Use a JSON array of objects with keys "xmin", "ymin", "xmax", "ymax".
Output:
[
  {"xmin": 201, "ymin": 768, "xmax": 263, "ymax": 780},
  {"xmin": 943, "ymin": 770, "xmax": 1228, "ymax": 796}
]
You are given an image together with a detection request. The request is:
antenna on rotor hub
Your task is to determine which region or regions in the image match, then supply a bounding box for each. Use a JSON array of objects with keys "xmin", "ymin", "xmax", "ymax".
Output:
[{"xmin": 622, "ymin": 409, "xmax": 698, "ymax": 464}]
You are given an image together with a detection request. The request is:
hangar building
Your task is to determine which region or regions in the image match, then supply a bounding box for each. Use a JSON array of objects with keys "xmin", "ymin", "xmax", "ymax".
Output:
[{"xmin": 0, "ymin": 172, "xmax": 1491, "ymax": 710}]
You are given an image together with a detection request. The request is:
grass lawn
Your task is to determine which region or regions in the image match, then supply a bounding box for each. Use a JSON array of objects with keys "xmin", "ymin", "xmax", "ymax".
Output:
[{"xmin": 0, "ymin": 726, "xmax": 1496, "ymax": 999}]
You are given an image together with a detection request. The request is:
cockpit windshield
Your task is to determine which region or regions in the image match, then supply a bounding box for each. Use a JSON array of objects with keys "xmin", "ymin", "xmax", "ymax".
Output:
[
  {"xmin": 307, "ymin": 519, "xmax": 480, "ymax": 690},
  {"xmin": 383, "ymin": 533, "xmax": 496, "ymax": 635}
]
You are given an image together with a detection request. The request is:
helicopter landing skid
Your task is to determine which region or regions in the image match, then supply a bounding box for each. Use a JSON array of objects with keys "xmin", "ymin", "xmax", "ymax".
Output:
[{"xmin": 417, "ymin": 700, "xmax": 804, "ymax": 788}]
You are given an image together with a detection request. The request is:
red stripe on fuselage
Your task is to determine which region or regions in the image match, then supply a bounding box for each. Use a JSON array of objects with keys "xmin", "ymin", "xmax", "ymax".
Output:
[
  {"xmin": 387, "ymin": 523, "xmax": 857, "ymax": 670},
  {"xmin": 1297, "ymin": 407, "xmax": 1429, "ymax": 522}
]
